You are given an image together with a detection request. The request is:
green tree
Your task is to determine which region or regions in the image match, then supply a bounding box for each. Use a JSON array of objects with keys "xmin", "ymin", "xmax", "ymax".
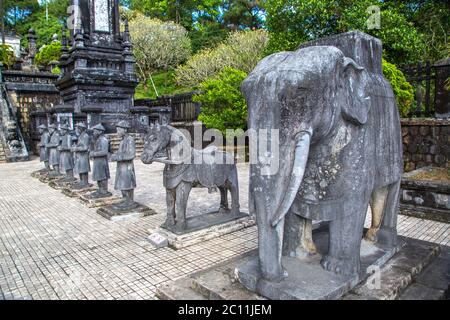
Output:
[
  {"xmin": 3, "ymin": 0, "xmax": 39, "ymax": 32},
  {"xmin": 128, "ymin": 13, "xmax": 191, "ymax": 93},
  {"xmin": 35, "ymin": 41, "xmax": 62, "ymax": 68},
  {"xmin": 176, "ymin": 29, "xmax": 268, "ymax": 87},
  {"xmin": 221, "ymin": 0, "xmax": 266, "ymax": 30},
  {"xmin": 21, "ymin": 12, "xmax": 63, "ymax": 49},
  {"xmin": 0, "ymin": 44, "xmax": 15, "ymax": 69},
  {"xmin": 382, "ymin": 59, "xmax": 414, "ymax": 117},
  {"xmin": 264, "ymin": 0, "xmax": 426, "ymax": 64},
  {"xmin": 194, "ymin": 67, "xmax": 248, "ymax": 132}
]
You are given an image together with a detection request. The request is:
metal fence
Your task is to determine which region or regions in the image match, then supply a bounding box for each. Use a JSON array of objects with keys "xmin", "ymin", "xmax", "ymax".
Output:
[
  {"xmin": 135, "ymin": 91, "xmax": 201, "ymax": 123},
  {"xmin": 400, "ymin": 60, "xmax": 449, "ymax": 118}
]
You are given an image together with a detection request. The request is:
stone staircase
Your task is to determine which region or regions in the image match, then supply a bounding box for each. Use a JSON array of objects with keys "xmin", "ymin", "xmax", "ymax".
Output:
[
  {"xmin": 156, "ymin": 236, "xmax": 448, "ymax": 300},
  {"xmin": 0, "ymin": 83, "xmax": 28, "ymax": 163},
  {"xmin": 106, "ymin": 133, "xmax": 145, "ymax": 158},
  {"xmin": 0, "ymin": 141, "xmax": 6, "ymax": 163}
]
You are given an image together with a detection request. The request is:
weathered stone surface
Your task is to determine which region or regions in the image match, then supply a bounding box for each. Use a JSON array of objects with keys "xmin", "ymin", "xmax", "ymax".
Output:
[
  {"xmin": 401, "ymin": 118, "xmax": 450, "ymax": 172},
  {"xmin": 156, "ymin": 278, "xmax": 207, "ymax": 300},
  {"xmin": 350, "ymin": 265, "xmax": 413, "ymax": 300},
  {"xmin": 414, "ymin": 256, "xmax": 450, "ymax": 292},
  {"xmin": 347, "ymin": 237, "xmax": 441, "ymax": 300},
  {"xmin": 78, "ymin": 194, "xmax": 122, "ymax": 208},
  {"xmin": 235, "ymin": 229, "xmax": 400, "ymax": 300},
  {"xmin": 149, "ymin": 214, "xmax": 255, "ymax": 249},
  {"xmin": 97, "ymin": 203, "xmax": 157, "ymax": 221},
  {"xmin": 147, "ymin": 233, "xmax": 169, "ymax": 248},
  {"xmin": 399, "ymin": 283, "xmax": 446, "ymax": 300},
  {"xmin": 61, "ymin": 185, "xmax": 95, "ymax": 198}
]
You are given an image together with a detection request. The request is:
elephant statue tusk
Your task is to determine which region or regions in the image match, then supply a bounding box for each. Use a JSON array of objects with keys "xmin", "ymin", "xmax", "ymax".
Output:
[{"xmin": 270, "ymin": 129, "xmax": 312, "ymax": 227}]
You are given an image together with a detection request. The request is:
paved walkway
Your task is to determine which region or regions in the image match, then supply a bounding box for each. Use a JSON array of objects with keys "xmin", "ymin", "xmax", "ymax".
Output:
[{"xmin": 0, "ymin": 159, "xmax": 448, "ymax": 300}]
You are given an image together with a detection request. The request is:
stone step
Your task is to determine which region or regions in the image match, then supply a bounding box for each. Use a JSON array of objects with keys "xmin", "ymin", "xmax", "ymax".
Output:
[
  {"xmin": 398, "ymin": 245, "xmax": 449, "ymax": 300},
  {"xmin": 156, "ymin": 252, "xmax": 266, "ymax": 301},
  {"xmin": 190, "ymin": 268, "xmax": 266, "ymax": 300},
  {"xmin": 156, "ymin": 277, "xmax": 207, "ymax": 300},
  {"xmin": 343, "ymin": 237, "xmax": 442, "ymax": 300},
  {"xmin": 157, "ymin": 236, "xmax": 445, "ymax": 301}
]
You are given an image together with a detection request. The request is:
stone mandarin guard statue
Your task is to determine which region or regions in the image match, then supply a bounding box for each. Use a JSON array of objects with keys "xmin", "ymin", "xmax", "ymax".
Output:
[
  {"xmin": 71, "ymin": 122, "xmax": 91, "ymax": 189},
  {"xmin": 37, "ymin": 124, "xmax": 50, "ymax": 172},
  {"xmin": 58, "ymin": 124, "xmax": 75, "ymax": 182},
  {"xmin": 110, "ymin": 120, "xmax": 137, "ymax": 210},
  {"xmin": 88, "ymin": 124, "xmax": 112, "ymax": 199},
  {"xmin": 46, "ymin": 124, "xmax": 61, "ymax": 177}
]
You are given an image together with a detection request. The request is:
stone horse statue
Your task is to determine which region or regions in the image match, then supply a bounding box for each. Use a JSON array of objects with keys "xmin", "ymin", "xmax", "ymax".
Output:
[{"xmin": 141, "ymin": 124, "xmax": 240, "ymax": 232}]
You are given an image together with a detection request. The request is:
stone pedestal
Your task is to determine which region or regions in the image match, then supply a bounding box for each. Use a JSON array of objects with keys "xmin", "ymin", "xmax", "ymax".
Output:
[
  {"xmin": 78, "ymin": 193, "xmax": 122, "ymax": 208},
  {"xmin": 61, "ymin": 184, "xmax": 95, "ymax": 198},
  {"xmin": 156, "ymin": 235, "xmax": 444, "ymax": 300},
  {"xmin": 97, "ymin": 202, "xmax": 156, "ymax": 221},
  {"xmin": 31, "ymin": 169, "xmax": 49, "ymax": 179},
  {"xmin": 38, "ymin": 172, "xmax": 63, "ymax": 183},
  {"xmin": 148, "ymin": 212, "xmax": 255, "ymax": 249},
  {"xmin": 48, "ymin": 177, "xmax": 77, "ymax": 190},
  {"xmin": 235, "ymin": 226, "xmax": 402, "ymax": 300}
]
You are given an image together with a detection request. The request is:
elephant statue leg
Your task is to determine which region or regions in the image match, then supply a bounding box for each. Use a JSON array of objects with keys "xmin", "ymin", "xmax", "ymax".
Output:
[
  {"xmin": 218, "ymin": 186, "xmax": 229, "ymax": 213},
  {"xmin": 376, "ymin": 180, "xmax": 400, "ymax": 247},
  {"xmin": 164, "ymin": 188, "xmax": 176, "ymax": 229},
  {"xmin": 365, "ymin": 186, "xmax": 389, "ymax": 242},
  {"xmin": 283, "ymin": 210, "xmax": 317, "ymax": 258},
  {"xmin": 228, "ymin": 178, "xmax": 240, "ymax": 216},
  {"xmin": 174, "ymin": 181, "xmax": 192, "ymax": 232},
  {"xmin": 321, "ymin": 199, "xmax": 368, "ymax": 276}
]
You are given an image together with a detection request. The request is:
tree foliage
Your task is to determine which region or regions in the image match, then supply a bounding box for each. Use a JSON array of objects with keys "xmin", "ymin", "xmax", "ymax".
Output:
[
  {"xmin": 264, "ymin": 0, "xmax": 427, "ymax": 64},
  {"xmin": 0, "ymin": 45, "xmax": 15, "ymax": 70},
  {"xmin": 35, "ymin": 41, "xmax": 62, "ymax": 68},
  {"xmin": 382, "ymin": 58, "xmax": 414, "ymax": 117},
  {"xmin": 175, "ymin": 29, "xmax": 268, "ymax": 87},
  {"xmin": 193, "ymin": 67, "xmax": 248, "ymax": 132},
  {"xmin": 128, "ymin": 13, "xmax": 191, "ymax": 90}
]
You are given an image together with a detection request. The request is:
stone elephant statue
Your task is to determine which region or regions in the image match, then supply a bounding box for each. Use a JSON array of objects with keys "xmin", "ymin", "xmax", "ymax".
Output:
[
  {"xmin": 242, "ymin": 33, "xmax": 403, "ymax": 281},
  {"xmin": 140, "ymin": 124, "xmax": 240, "ymax": 232}
]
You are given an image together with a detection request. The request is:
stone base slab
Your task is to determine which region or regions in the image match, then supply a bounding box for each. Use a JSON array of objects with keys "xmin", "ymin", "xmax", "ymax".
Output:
[
  {"xmin": 97, "ymin": 203, "xmax": 157, "ymax": 221},
  {"xmin": 48, "ymin": 178, "xmax": 77, "ymax": 190},
  {"xmin": 78, "ymin": 193, "xmax": 122, "ymax": 208},
  {"xmin": 31, "ymin": 170, "xmax": 48, "ymax": 178},
  {"xmin": 148, "ymin": 213, "xmax": 255, "ymax": 249},
  {"xmin": 235, "ymin": 226, "xmax": 402, "ymax": 300},
  {"xmin": 157, "ymin": 236, "xmax": 442, "ymax": 300},
  {"xmin": 61, "ymin": 185, "xmax": 95, "ymax": 198}
]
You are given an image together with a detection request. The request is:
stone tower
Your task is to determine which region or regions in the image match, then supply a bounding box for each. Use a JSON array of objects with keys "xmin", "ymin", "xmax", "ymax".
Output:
[{"xmin": 56, "ymin": 0, "xmax": 138, "ymax": 133}]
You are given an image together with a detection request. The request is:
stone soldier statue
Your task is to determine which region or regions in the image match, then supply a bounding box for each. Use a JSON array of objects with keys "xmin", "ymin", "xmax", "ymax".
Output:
[
  {"xmin": 46, "ymin": 123, "xmax": 61, "ymax": 177},
  {"xmin": 110, "ymin": 120, "xmax": 137, "ymax": 209},
  {"xmin": 88, "ymin": 124, "xmax": 111, "ymax": 199},
  {"xmin": 71, "ymin": 122, "xmax": 91, "ymax": 189},
  {"xmin": 37, "ymin": 124, "xmax": 50, "ymax": 172},
  {"xmin": 58, "ymin": 123, "xmax": 75, "ymax": 182}
]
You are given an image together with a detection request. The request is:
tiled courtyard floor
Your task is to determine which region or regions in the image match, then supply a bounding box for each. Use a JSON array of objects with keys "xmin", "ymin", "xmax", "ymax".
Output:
[{"xmin": 0, "ymin": 158, "xmax": 448, "ymax": 300}]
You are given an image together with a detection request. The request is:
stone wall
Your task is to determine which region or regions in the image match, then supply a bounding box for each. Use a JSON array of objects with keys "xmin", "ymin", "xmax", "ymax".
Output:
[
  {"xmin": 3, "ymin": 71, "xmax": 60, "ymax": 153},
  {"xmin": 401, "ymin": 118, "xmax": 450, "ymax": 172}
]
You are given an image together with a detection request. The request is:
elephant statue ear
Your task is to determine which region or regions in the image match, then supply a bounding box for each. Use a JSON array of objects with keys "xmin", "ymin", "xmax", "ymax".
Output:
[{"xmin": 340, "ymin": 57, "xmax": 371, "ymax": 125}]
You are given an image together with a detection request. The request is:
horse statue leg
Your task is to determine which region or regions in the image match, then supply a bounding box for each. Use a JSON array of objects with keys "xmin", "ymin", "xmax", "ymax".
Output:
[
  {"xmin": 219, "ymin": 186, "xmax": 229, "ymax": 213},
  {"xmin": 228, "ymin": 166, "xmax": 240, "ymax": 216},
  {"xmin": 174, "ymin": 181, "xmax": 192, "ymax": 232}
]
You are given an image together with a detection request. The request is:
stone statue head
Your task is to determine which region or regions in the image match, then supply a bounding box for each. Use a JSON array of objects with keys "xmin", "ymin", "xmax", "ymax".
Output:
[
  {"xmin": 91, "ymin": 123, "xmax": 106, "ymax": 138},
  {"xmin": 75, "ymin": 122, "xmax": 87, "ymax": 135},
  {"xmin": 116, "ymin": 120, "xmax": 130, "ymax": 138}
]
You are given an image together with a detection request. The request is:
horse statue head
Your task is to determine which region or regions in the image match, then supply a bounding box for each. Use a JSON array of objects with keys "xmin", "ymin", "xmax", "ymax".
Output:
[{"xmin": 141, "ymin": 123, "xmax": 191, "ymax": 165}]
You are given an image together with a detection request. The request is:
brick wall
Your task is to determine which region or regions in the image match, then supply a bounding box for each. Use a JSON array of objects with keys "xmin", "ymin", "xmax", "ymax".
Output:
[{"xmin": 401, "ymin": 118, "xmax": 450, "ymax": 172}]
